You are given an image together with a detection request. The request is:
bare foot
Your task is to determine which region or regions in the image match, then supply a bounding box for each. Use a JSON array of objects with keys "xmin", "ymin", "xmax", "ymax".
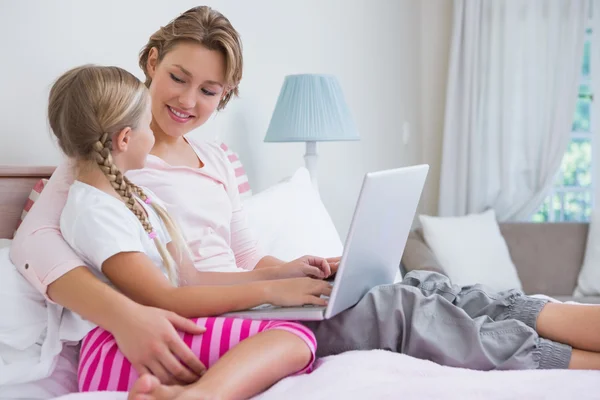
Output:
[{"xmin": 128, "ymin": 374, "xmax": 187, "ymax": 400}]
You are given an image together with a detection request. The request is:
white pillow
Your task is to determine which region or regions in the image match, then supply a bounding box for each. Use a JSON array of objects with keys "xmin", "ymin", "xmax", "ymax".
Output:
[
  {"xmin": 419, "ymin": 209, "xmax": 522, "ymax": 292},
  {"xmin": 0, "ymin": 242, "xmax": 79, "ymax": 399},
  {"xmin": 574, "ymin": 211, "xmax": 600, "ymax": 296},
  {"xmin": 243, "ymin": 168, "xmax": 343, "ymax": 261},
  {"xmin": 0, "ymin": 243, "xmax": 47, "ymax": 350}
]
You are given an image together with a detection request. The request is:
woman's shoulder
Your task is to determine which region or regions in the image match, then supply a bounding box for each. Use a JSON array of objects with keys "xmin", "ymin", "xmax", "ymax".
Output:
[{"xmin": 186, "ymin": 137, "xmax": 230, "ymax": 164}]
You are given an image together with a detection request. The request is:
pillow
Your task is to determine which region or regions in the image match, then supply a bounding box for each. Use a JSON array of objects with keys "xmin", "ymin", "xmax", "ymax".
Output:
[
  {"xmin": 0, "ymin": 242, "xmax": 47, "ymax": 350},
  {"xmin": 243, "ymin": 168, "xmax": 343, "ymax": 261},
  {"xmin": 0, "ymin": 242, "xmax": 78, "ymax": 398},
  {"xmin": 419, "ymin": 209, "xmax": 522, "ymax": 292},
  {"xmin": 401, "ymin": 230, "xmax": 446, "ymax": 275},
  {"xmin": 574, "ymin": 211, "xmax": 600, "ymax": 296},
  {"xmin": 16, "ymin": 179, "xmax": 48, "ymax": 231}
]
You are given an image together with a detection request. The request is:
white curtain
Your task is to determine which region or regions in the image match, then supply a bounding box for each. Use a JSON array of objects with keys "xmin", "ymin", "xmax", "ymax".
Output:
[{"xmin": 438, "ymin": 0, "xmax": 589, "ymax": 220}]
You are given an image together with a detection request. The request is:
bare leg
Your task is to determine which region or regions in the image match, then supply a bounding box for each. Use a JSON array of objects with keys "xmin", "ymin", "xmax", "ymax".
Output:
[
  {"xmin": 127, "ymin": 330, "xmax": 312, "ymax": 400},
  {"xmin": 174, "ymin": 329, "xmax": 312, "ymax": 400},
  {"xmin": 569, "ymin": 349, "xmax": 600, "ymax": 370},
  {"xmin": 537, "ymin": 303, "xmax": 600, "ymax": 352}
]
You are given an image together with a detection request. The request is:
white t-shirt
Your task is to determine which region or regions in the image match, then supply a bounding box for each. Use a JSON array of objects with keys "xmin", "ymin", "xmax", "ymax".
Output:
[{"xmin": 60, "ymin": 181, "xmax": 171, "ymax": 289}]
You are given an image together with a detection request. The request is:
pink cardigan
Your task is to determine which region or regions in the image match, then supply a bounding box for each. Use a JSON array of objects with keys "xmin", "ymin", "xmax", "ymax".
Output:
[{"xmin": 10, "ymin": 139, "xmax": 265, "ymax": 300}]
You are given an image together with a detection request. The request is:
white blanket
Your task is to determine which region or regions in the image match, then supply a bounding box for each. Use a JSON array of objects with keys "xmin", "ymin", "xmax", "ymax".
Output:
[{"xmin": 52, "ymin": 350, "xmax": 600, "ymax": 400}]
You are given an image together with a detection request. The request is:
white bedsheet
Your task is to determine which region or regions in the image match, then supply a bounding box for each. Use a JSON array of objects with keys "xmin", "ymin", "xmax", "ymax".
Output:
[{"xmin": 52, "ymin": 350, "xmax": 600, "ymax": 400}]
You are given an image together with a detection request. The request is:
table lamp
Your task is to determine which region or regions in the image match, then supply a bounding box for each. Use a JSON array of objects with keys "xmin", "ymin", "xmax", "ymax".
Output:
[{"xmin": 264, "ymin": 74, "xmax": 360, "ymax": 191}]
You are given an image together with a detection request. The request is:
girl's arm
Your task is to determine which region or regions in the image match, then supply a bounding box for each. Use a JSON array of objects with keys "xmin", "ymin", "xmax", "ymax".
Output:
[
  {"xmin": 171, "ymin": 243, "xmax": 331, "ymax": 286},
  {"xmin": 172, "ymin": 243, "xmax": 287, "ymax": 285},
  {"xmin": 254, "ymin": 255, "xmax": 286, "ymax": 269},
  {"xmin": 102, "ymin": 251, "xmax": 332, "ymax": 318}
]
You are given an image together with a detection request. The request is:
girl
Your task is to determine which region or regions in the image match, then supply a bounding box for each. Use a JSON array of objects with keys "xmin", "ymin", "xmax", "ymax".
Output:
[
  {"xmin": 49, "ymin": 64, "xmax": 330, "ymax": 399},
  {"xmin": 12, "ymin": 5, "xmax": 600, "ymax": 399}
]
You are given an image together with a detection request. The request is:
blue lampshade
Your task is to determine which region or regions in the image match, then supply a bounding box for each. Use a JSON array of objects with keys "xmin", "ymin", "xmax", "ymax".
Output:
[{"xmin": 264, "ymin": 74, "xmax": 360, "ymax": 143}]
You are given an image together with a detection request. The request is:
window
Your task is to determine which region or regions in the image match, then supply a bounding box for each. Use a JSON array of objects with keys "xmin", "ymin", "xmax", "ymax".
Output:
[{"xmin": 532, "ymin": 27, "xmax": 593, "ymax": 222}]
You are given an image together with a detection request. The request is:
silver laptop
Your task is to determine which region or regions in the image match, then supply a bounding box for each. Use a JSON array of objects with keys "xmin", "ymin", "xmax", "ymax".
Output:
[{"xmin": 224, "ymin": 164, "xmax": 429, "ymax": 321}]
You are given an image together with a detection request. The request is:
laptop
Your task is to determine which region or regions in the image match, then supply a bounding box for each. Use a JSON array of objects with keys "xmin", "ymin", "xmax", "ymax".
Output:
[{"xmin": 224, "ymin": 164, "xmax": 429, "ymax": 321}]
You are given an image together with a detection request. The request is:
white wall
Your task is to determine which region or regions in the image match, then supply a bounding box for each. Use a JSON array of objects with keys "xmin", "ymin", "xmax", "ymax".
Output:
[{"xmin": 0, "ymin": 0, "xmax": 453, "ymax": 238}]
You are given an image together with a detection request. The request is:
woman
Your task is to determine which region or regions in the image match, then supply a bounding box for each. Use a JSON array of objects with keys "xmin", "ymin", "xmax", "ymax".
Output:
[{"xmin": 11, "ymin": 5, "xmax": 600, "ymax": 400}]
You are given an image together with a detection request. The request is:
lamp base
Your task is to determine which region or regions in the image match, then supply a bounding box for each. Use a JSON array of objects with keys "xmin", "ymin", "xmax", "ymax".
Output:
[{"xmin": 304, "ymin": 141, "xmax": 319, "ymax": 194}]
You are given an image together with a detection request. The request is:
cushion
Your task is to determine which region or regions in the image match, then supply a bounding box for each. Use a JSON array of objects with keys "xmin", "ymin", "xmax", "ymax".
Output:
[
  {"xmin": 401, "ymin": 230, "xmax": 446, "ymax": 275},
  {"xmin": 243, "ymin": 168, "xmax": 343, "ymax": 261},
  {"xmin": 419, "ymin": 209, "xmax": 523, "ymax": 292},
  {"xmin": 498, "ymin": 222, "xmax": 587, "ymax": 296},
  {"xmin": 0, "ymin": 241, "xmax": 47, "ymax": 353},
  {"xmin": 16, "ymin": 179, "xmax": 48, "ymax": 230},
  {"xmin": 574, "ymin": 211, "xmax": 600, "ymax": 296}
]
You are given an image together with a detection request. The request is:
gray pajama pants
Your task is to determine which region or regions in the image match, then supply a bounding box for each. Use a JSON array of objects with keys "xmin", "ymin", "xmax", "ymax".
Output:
[{"xmin": 304, "ymin": 270, "xmax": 572, "ymax": 370}]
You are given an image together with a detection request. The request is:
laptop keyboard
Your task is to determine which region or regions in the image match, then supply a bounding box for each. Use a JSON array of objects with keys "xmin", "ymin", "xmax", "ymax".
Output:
[{"xmin": 250, "ymin": 297, "xmax": 329, "ymax": 311}]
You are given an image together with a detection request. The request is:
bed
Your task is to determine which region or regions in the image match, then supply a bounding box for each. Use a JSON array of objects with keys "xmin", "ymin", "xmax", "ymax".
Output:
[
  {"xmin": 0, "ymin": 166, "xmax": 55, "ymax": 239},
  {"xmin": 1, "ymin": 166, "xmax": 600, "ymax": 400}
]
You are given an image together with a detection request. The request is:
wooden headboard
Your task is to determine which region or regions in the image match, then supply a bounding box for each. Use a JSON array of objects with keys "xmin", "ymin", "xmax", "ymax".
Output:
[{"xmin": 0, "ymin": 166, "xmax": 55, "ymax": 239}]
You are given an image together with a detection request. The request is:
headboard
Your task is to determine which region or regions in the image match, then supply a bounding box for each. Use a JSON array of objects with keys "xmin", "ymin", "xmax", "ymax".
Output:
[{"xmin": 0, "ymin": 166, "xmax": 55, "ymax": 239}]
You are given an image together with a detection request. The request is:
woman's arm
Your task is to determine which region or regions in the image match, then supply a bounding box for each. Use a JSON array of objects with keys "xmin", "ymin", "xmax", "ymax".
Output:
[
  {"xmin": 9, "ymin": 163, "xmax": 205, "ymax": 384},
  {"xmin": 48, "ymin": 266, "xmax": 207, "ymax": 383},
  {"xmin": 102, "ymin": 252, "xmax": 332, "ymax": 318}
]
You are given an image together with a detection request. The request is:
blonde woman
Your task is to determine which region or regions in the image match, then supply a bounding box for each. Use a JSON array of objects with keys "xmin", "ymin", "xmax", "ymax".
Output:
[
  {"xmin": 13, "ymin": 6, "xmax": 336, "ymax": 398},
  {"xmin": 12, "ymin": 5, "xmax": 600, "ymax": 400}
]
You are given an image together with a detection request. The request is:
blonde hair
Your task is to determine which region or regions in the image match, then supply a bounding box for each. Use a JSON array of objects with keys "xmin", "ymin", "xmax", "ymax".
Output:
[
  {"xmin": 138, "ymin": 6, "xmax": 243, "ymax": 110},
  {"xmin": 48, "ymin": 65, "xmax": 185, "ymax": 285}
]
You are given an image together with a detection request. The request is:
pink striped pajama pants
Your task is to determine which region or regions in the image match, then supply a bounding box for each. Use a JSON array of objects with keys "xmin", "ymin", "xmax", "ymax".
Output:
[{"xmin": 78, "ymin": 317, "xmax": 316, "ymax": 392}]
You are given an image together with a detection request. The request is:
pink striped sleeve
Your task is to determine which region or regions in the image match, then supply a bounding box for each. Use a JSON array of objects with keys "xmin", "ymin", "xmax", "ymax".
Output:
[{"xmin": 216, "ymin": 144, "xmax": 266, "ymax": 270}]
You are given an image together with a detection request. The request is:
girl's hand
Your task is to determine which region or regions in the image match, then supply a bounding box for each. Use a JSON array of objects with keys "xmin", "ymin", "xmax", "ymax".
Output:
[
  {"xmin": 280, "ymin": 256, "xmax": 333, "ymax": 279},
  {"xmin": 111, "ymin": 304, "xmax": 207, "ymax": 385},
  {"xmin": 264, "ymin": 277, "xmax": 333, "ymax": 307}
]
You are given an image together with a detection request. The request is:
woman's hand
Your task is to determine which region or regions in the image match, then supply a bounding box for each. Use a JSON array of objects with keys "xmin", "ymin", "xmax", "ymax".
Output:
[
  {"xmin": 279, "ymin": 255, "xmax": 334, "ymax": 279},
  {"xmin": 264, "ymin": 277, "xmax": 333, "ymax": 307},
  {"xmin": 111, "ymin": 304, "xmax": 207, "ymax": 385},
  {"xmin": 325, "ymin": 256, "xmax": 342, "ymax": 275}
]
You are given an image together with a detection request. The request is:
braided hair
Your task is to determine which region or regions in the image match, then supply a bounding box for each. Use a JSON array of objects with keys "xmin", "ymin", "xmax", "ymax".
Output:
[{"xmin": 48, "ymin": 65, "xmax": 184, "ymax": 285}]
